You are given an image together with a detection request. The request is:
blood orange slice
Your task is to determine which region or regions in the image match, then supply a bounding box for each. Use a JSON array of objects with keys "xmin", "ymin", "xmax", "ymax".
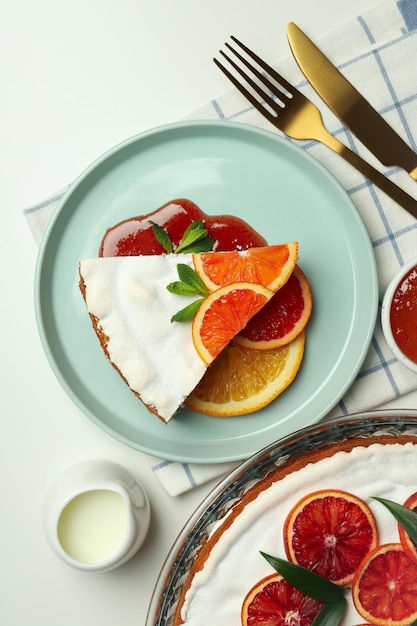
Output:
[
  {"xmin": 192, "ymin": 282, "xmax": 274, "ymax": 365},
  {"xmin": 193, "ymin": 243, "xmax": 298, "ymax": 292},
  {"xmin": 233, "ymin": 266, "xmax": 313, "ymax": 350},
  {"xmin": 241, "ymin": 573, "xmax": 324, "ymax": 626},
  {"xmin": 283, "ymin": 489, "xmax": 378, "ymax": 586},
  {"xmin": 352, "ymin": 543, "xmax": 417, "ymax": 626},
  {"xmin": 186, "ymin": 333, "xmax": 305, "ymax": 416},
  {"xmin": 398, "ymin": 492, "xmax": 417, "ymax": 565}
]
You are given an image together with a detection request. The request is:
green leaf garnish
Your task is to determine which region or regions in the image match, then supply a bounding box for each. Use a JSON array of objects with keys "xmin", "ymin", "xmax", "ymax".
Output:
[
  {"xmin": 177, "ymin": 264, "xmax": 209, "ymax": 295},
  {"xmin": 373, "ymin": 496, "xmax": 417, "ymax": 544},
  {"xmin": 168, "ymin": 264, "xmax": 209, "ymax": 323},
  {"xmin": 260, "ymin": 553, "xmax": 346, "ymax": 604},
  {"xmin": 149, "ymin": 221, "xmax": 173, "ymax": 253},
  {"xmin": 175, "ymin": 221, "xmax": 215, "ymax": 254},
  {"xmin": 312, "ymin": 599, "xmax": 347, "ymax": 626},
  {"xmin": 167, "ymin": 263, "xmax": 209, "ymax": 298},
  {"xmin": 170, "ymin": 299, "xmax": 204, "ymax": 323},
  {"xmin": 178, "ymin": 236, "xmax": 216, "ymax": 254},
  {"xmin": 151, "ymin": 220, "xmax": 214, "ymax": 322},
  {"xmin": 167, "ymin": 281, "xmax": 201, "ymax": 296},
  {"xmin": 149, "ymin": 219, "xmax": 215, "ymax": 255}
]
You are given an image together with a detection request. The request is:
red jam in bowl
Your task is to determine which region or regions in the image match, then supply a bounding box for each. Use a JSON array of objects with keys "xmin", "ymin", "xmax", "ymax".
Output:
[{"xmin": 389, "ymin": 264, "xmax": 417, "ymax": 364}]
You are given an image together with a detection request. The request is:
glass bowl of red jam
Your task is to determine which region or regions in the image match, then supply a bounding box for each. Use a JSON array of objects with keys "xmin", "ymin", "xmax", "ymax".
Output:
[{"xmin": 381, "ymin": 258, "xmax": 417, "ymax": 374}]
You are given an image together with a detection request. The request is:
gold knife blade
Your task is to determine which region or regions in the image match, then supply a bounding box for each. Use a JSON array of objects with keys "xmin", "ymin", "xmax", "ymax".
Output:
[{"xmin": 286, "ymin": 22, "xmax": 417, "ymax": 180}]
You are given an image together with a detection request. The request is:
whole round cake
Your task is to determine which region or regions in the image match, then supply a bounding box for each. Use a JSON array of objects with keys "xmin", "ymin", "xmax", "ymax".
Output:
[{"xmin": 158, "ymin": 415, "xmax": 417, "ymax": 626}]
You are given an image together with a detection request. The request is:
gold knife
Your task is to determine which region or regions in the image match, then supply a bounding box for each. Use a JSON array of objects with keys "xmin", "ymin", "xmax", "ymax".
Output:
[{"xmin": 286, "ymin": 22, "xmax": 417, "ymax": 180}]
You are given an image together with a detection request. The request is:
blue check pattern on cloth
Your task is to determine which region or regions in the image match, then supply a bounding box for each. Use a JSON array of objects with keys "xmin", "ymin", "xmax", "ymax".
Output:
[{"xmin": 25, "ymin": 0, "xmax": 417, "ymax": 495}]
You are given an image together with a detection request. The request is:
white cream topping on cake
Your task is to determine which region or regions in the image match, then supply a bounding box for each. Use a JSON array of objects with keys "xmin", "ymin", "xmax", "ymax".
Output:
[
  {"xmin": 180, "ymin": 442, "xmax": 417, "ymax": 625},
  {"xmin": 79, "ymin": 254, "xmax": 208, "ymax": 422},
  {"xmin": 79, "ymin": 248, "xmax": 289, "ymax": 422}
]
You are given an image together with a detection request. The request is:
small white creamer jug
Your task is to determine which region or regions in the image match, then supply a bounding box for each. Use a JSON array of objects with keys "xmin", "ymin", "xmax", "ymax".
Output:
[{"xmin": 43, "ymin": 460, "xmax": 151, "ymax": 572}]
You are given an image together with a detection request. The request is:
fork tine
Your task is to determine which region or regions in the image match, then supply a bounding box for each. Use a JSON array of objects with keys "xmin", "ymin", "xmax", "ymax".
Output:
[
  {"xmin": 230, "ymin": 36, "xmax": 295, "ymax": 96},
  {"xmin": 213, "ymin": 53, "xmax": 277, "ymax": 123},
  {"xmin": 223, "ymin": 42, "xmax": 290, "ymax": 105},
  {"xmin": 214, "ymin": 36, "xmax": 300, "ymax": 124}
]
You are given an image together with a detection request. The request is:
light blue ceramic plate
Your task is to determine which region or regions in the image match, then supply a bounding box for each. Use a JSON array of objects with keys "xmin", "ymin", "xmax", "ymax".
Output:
[{"xmin": 35, "ymin": 120, "xmax": 378, "ymax": 463}]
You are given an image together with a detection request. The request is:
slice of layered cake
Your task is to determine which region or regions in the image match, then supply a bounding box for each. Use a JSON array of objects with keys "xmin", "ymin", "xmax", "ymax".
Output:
[{"xmin": 79, "ymin": 244, "xmax": 298, "ymax": 423}]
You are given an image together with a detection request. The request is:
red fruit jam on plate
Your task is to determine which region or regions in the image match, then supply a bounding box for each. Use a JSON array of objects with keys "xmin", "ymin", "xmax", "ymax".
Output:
[
  {"xmin": 381, "ymin": 258, "xmax": 417, "ymax": 372},
  {"xmin": 99, "ymin": 198, "xmax": 267, "ymax": 257}
]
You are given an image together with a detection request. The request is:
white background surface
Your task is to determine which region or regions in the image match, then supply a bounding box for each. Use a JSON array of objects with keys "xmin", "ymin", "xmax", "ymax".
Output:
[{"xmin": 3, "ymin": 1, "xmax": 417, "ymax": 625}]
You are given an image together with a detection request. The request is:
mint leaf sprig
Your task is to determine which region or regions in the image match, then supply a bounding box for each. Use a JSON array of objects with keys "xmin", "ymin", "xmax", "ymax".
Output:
[
  {"xmin": 150, "ymin": 220, "xmax": 215, "ymax": 255},
  {"xmin": 149, "ymin": 220, "xmax": 173, "ymax": 253},
  {"xmin": 167, "ymin": 263, "xmax": 209, "ymax": 323},
  {"xmin": 176, "ymin": 221, "xmax": 215, "ymax": 254},
  {"xmin": 261, "ymin": 553, "xmax": 347, "ymax": 626}
]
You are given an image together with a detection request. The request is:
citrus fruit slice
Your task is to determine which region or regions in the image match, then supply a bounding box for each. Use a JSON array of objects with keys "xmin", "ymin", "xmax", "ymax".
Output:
[
  {"xmin": 193, "ymin": 243, "xmax": 298, "ymax": 292},
  {"xmin": 283, "ymin": 489, "xmax": 378, "ymax": 586},
  {"xmin": 185, "ymin": 332, "xmax": 305, "ymax": 416},
  {"xmin": 233, "ymin": 266, "xmax": 313, "ymax": 350},
  {"xmin": 352, "ymin": 543, "xmax": 417, "ymax": 626},
  {"xmin": 192, "ymin": 282, "xmax": 274, "ymax": 365},
  {"xmin": 241, "ymin": 573, "xmax": 324, "ymax": 626},
  {"xmin": 398, "ymin": 492, "xmax": 417, "ymax": 565}
]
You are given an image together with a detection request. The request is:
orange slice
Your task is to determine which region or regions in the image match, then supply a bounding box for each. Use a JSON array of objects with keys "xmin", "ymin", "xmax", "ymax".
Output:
[
  {"xmin": 185, "ymin": 332, "xmax": 304, "ymax": 416},
  {"xmin": 193, "ymin": 243, "xmax": 298, "ymax": 292},
  {"xmin": 192, "ymin": 282, "xmax": 274, "ymax": 366},
  {"xmin": 352, "ymin": 543, "xmax": 417, "ymax": 626},
  {"xmin": 233, "ymin": 266, "xmax": 313, "ymax": 350},
  {"xmin": 398, "ymin": 492, "xmax": 417, "ymax": 565},
  {"xmin": 241, "ymin": 573, "xmax": 324, "ymax": 626},
  {"xmin": 283, "ymin": 489, "xmax": 378, "ymax": 586}
]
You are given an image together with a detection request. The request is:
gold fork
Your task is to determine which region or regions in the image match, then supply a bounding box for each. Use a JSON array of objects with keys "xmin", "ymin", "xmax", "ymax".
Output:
[{"xmin": 214, "ymin": 37, "xmax": 417, "ymax": 219}]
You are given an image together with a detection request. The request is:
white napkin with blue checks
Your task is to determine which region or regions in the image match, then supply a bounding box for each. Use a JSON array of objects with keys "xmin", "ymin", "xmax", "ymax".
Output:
[{"xmin": 25, "ymin": 0, "xmax": 417, "ymax": 496}]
